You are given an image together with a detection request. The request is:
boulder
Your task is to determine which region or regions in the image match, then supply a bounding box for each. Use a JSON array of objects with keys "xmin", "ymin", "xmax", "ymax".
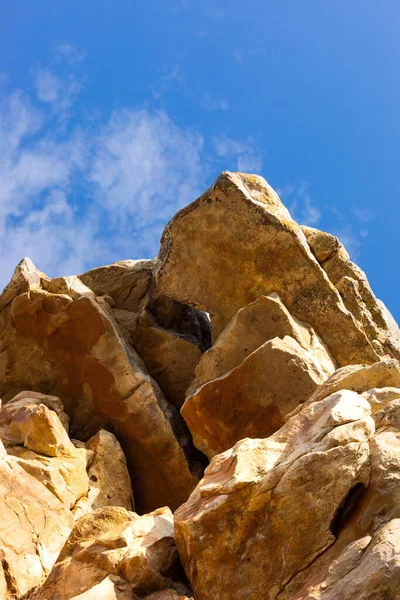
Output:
[
  {"xmin": 156, "ymin": 171, "xmax": 378, "ymax": 365},
  {"xmin": 129, "ymin": 308, "xmax": 203, "ymax": 409},
  {"xmin": 85, "ymin": 429, "xmax": 134, "ymax": 511},
  {"xmin": 190, "ymin": 292, "xmax": 335, "ymax": 393},
  {"xmin": 36, "ymin": 506, "xmax": 180, "ymax": 600},
  {"xmin": 0, "ymin": 275, "xmax": 199, "ymax": 512},
  {"xmin": 182, "ymin": 335, "xmax": 329, "ymax": 458},
  {"xmin": 302, "ymin": 225, "xmax": 400, "ymax": 360},
  {"xmin": 175, "ymin": 389, "xmax": 374, "ymax": 599},
  {"xmin": 0, "ymin": 440, "xmax": 75, "ymax": 598}
]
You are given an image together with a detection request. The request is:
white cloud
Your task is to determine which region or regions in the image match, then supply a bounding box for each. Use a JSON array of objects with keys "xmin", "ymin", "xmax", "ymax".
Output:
[
  {"xmin": 0, "ymin": 45, "xmax": 266, "ymax": 290},
  {"xmin": 212, "ymin": 134, "xmax": 263, "ymax": 173},
  {"xmin": 0, "ymin": 71, "xmax": 207, "ymax": 288},
  {"xmin": 353, "ymin": 207, "xmax": 375, "ymax": 223},
  {"xmin": 200, "ymin": 94, "xmax": 229, "ymax": 111},
  {"xmin": 89, "ymin": 109, "xmax": 204, "ymax": 228},
  {"xmin": 279, "ymin": 182, "xmax": 321, "ymax": 226},
  {"xmin": 52, "ymin": 42, "xmax": 86, "ymax": 65}
]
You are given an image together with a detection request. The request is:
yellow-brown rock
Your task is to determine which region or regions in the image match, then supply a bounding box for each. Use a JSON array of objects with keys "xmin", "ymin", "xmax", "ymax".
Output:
[
  {"xmin": 182, "ymin": 335, "xmax": 330, "ymax": 458},
  {"xmin": 302, "ymin": 225, "xmax": 400, "ymax": 360},
  {"xmin": 36, "ymin": 506, "xmax": 180, "ymax": 600},
  {"xmin": 175, "ymin": 389, "xmax": 374, "ymax": 599},
  {"xmin": 156, "ymin": 171, "xmax": 378, "ymax": 366},
  {"xmin": 85, "ymin": 429, "xmax": 134, "ymax": 511},
  {"xmin": 190, "ymin": 292, "xmax": 335, "ymax": 393},
  {"xmin": 0, "ymin": 275, "xmax": 199, "ymax": 512},
  {"xmin": 129, "ymin": 308, "xmax": 203, "ymax": 409},
  {"xmin": 0, "ymin": 440, "xmax": 75, "ymax": 598}
]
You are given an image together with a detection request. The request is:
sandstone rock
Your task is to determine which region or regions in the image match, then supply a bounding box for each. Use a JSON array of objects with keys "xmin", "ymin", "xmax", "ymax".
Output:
[
  {"xmin": 7, "ymin": 445, "xmax": 88, "ymax": 509},
  {"xmin": 190, "ymin": 292, "xmax": 335, "ymax": 393},
  {"xmin": 79, "ymin": 259, "xmax": 156, "ymax": 312},
  {"xmin": 129, "ymin": 308, "xmax": 203, "ymax": 409},
  {"xmin": 85, "ymin": 429, "xmax": 134, "ymax": 511},
  {"xmin": 0, "ymin": 391, "xmax": 75, "ymax": 456},
  {"xmin": 301, "ymin": 358, "xmax": 400, "ymax": 409},
  {"xmin": 182, "ymin": 335, "xmax": 330, "ymax": 458},
  {"xmin": 175, "ymin": 389, "xmax": 374, "ymax": 599},
  {"xmin": 37, "ymin": 506, "xmax": 180, "ymax": 600},
  {"xmin": 156, "ymin": 171, "xmax": 378, "ymax": 365},
  {"xmin": 302, "ymin": 225, "xmax": 400, "ymax": 360},
  {"xmin": 0, "ymin": 281, "xmax": 199, "ymax": 512},
  {"xmin": 0, "ymin": 443, "xmax": 75, "ymax": 598},
  {"xmin": 278, "ymin": 394, "xmax": 400, "ymax": 599}
]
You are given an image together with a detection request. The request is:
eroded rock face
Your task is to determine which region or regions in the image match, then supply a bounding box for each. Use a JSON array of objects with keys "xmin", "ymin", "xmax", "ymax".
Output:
[
  {"xmin": 156, "ymin": 171, "xmax": 378, "ymax": 366},
  {"xmin": 175, "ymin": 390, "xmax": 374, "ymax": 600},
  {"xmin": 0, "ymin": 394, "xmax": 88, "ymax": 597},
  {"xmin": 182, "ymin": 335, "xmax": 330, "ymax": 458},
  {"xmin": 36, "ymin": 506, "xmax": 181, "ymax": 600},
  {"xmin": 0, "ymin": 273, "xmax": 199, "ymax": 513}
]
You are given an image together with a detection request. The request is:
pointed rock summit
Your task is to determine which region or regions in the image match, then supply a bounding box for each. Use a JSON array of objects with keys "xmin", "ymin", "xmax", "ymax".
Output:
[{"xmin": 0, "ymin": 171, "xmax": 399, "ymax": 599}]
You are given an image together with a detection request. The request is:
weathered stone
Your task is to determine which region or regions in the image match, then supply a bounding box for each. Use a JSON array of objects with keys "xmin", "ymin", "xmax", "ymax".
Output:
[
  {"xmin": 182, "ymin": 335, "xmax": 330, "ymax": 458},
  {"xmin": 156, "ymin": 171, "xmax": 377, "ymax": 365},
  {"xmin": 0, "ymin": 392, "xmax": 76, "ymax": 457},
  {"xmin": 279, "ymin": 395, "xmax": 400, "ymax": 599},
  {"xmin": 37, "ymin": 507, "xmax": 180, "ymax": 600},
  {"xmin": 85, "ymin": 429, "xmax": 134, "ymax": 511},
  {"xmin": 175, "ymin": 390, "xmax": 374, "ymax": 600},
  {"xmin": 0, "ymin": 442, "xmax": 75, "ymax": 598},
  {"xmin": 0, "ymin": 281, "xmax": 199, "ymax": 513},
  {"xmin": 190, "ymin": 292, "xmax": 335, "ymax": 393},
  {"xmin": 79, "ymin": 259, "xmax": 156, "ymax": 312},
  {"xmin": 302, "ymin": 225, "xmax": 400, "ymax": 360},
  {"xmin": 301, "ymin": 358, "xmax": 400, "ymax": 409}
]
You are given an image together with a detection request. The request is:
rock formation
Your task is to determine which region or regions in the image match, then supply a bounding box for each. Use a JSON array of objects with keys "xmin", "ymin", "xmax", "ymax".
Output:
[{"xmin": 0, "ymin": 171, "xmax": 399, "ymax": 599}]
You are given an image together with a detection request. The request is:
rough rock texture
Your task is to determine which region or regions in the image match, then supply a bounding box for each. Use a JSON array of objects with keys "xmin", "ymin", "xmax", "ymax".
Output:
[
  {"xmin": 156, "ymin": 171, "xmax": 379, "ymax": 365},
  {"xmin": 189, "ymin": 292, "xmax": 335, "ymax": 393},
  {"xmin": 85, "ymin": 429, "xmax": 134, "ymax": 511},
  {"xmin": 36, "ymin": 506, "xmax": 182, "ymax": 600},
  {"xmin": 1, "ymin": 171, "xmax": 400, "ymax": 599},
  {"xmin": 0, "ymin": 270, "xmax": 199, "ymax": 513},
  {"xmin": 182, "ymin": 335, "xmax": 330, "ymax": 458},
  {"xmin": 175, "ymin": 389, "xmax": 374, "ymax": 600}
]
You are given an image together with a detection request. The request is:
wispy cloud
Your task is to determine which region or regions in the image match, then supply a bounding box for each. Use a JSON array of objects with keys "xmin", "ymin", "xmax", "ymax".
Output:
[
  {"xmin": 0, "ymin": 45, "xmax": 265, "ymax": 289},
  {"xmin": 212, "ymin": 134, "xmax": 263, "ymax": 173},
  {"xmin": 277, "ymin": 182, "xmax": 321, "ymax": 225},
  {"xmin": 200, "ymin": 94, "xmax": 229, "ymax": 111}
]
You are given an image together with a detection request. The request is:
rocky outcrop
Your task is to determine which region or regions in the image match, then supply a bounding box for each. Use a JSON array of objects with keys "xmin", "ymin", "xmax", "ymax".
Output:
[
  {"xmin": 0, "ymin": 171, "xmax": 399, "ymax": 599},
  {"xmin": 156, "ymin": 172, "xmax": 379, "ymax": 365},
  {"xmin": 0, "ymin": 268, "xmax": 200, "ymax": 513}
]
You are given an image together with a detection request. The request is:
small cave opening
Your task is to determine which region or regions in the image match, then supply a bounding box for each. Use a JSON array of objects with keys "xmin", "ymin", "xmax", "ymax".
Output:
[{"xmin": 330, "ymin": 482, "xmax": 367, "ymax": 537}]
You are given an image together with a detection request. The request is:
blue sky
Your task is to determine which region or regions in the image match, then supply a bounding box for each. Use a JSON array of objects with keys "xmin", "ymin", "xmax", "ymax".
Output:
[{"xmin": 1, "ymin": 0, "xmax": 399, "ymax": 320}]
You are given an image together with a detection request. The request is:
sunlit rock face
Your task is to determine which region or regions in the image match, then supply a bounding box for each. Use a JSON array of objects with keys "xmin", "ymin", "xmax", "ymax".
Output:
[{"xmin": 0, "ymin": 171, "xmax": 399, "ymax": 599}]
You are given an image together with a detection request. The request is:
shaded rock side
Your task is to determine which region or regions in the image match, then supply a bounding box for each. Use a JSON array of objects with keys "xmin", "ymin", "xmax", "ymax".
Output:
[
  {"xmin": 156, "ymin": 171, "xmax": 378, "ymax": 366},
  {"xmin": 182, "ymin": 335, "xmax": 330, "ymax": 458},
  {"xmin": 0, "ymin": 266, "xmax": 199, "ymax": 513}
]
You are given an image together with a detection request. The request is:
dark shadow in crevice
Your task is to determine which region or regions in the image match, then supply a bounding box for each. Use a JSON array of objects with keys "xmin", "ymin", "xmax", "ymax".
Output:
[{"xmin": 330, "ymin": 482, "xmax": 367, "ymax": 537}]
